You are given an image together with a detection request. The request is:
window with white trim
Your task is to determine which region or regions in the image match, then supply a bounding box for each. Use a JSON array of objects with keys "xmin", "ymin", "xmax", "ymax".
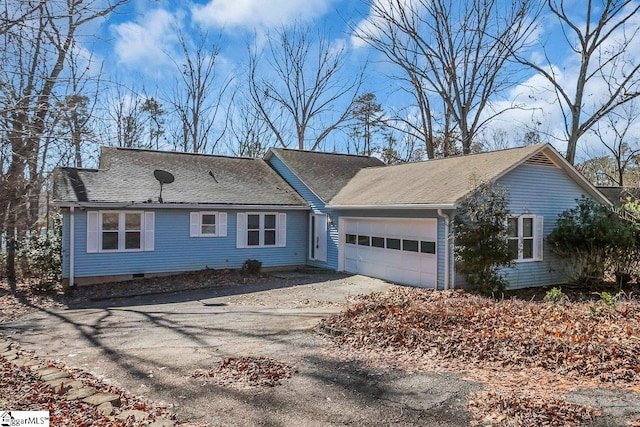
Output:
[
  {"xmin": 236, "ymin": 212, "xmax": 286, "ymax": 248},
  {"xmin": 190, "ymin": 212, "xmax": 227, "ymax": 237},
  {"xmin": 101, "ymin": 211, "xmax": 142, "ymax": 251},
  {"xmin": 86, "ymin": 211, "xmax": 154, "ymax": 253},
  {"xmin": 248, "ymin": 213, "xmax": 277, "ymax": 246},
  {"xmin": 508, "ymin": 215, "xmax": 543, "ymax": 262}
]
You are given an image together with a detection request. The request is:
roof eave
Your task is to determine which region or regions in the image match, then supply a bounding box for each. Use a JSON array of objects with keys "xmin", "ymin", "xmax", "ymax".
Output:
[
  {"xmin": 325, "ymin": 203, "xmax": 457, "ymax": 210},
  {"xmin": 53, "ymin": 201, "xmax": 310, "ymax": 210},
  {"xmin": 265, "ymin": 148, "xmax": 328, "ymax": 204}
]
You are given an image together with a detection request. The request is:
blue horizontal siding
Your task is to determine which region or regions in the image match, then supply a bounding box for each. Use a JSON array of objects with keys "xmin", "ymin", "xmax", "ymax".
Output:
[
  {"xmin": 268, "ymin": 155, "xmax": 339, "ymax": 270},
  {"xmin": 65, "ymin": 209, "xmax": 308, "ymax": 278},
  {"xmin": 496, "ymin": 164, "xmax": 593, "ymax": 289}
]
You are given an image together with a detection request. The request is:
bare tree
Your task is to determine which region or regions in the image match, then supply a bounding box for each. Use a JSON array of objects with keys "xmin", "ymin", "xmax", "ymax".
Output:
[
  {"xmin": 102, "ymin": 82, "xmax": 147, "ymax": 148},
  {"xmin": 248, "ymin": 24, "xmax": 364, "ymax": 151},
  {"xmin": 355, "ymin": 0, "xmax": 541, "ymax": 156},
  {"xmin": 167, "ymin": 31, "xmax": 232, "ymax": 154},
  {"xmin": 0, "ymin": 0, "xmax": 128, "ymax": 280},
  {"xmin": 518, "ymin": 0, "xmax": 640, "ymax": 164},
  {"xmin": 591, "ymin": 101, "xmax": 640, "ymax": 186},
  {"xmin": 225, "ymin": 93, "xmax": 274, "ymax": 158}
]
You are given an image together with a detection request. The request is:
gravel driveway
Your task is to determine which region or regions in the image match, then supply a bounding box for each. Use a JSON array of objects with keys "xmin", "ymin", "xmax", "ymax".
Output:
[{"xmin": 0, "ymin": 272, "xmax": 478, "ymax": 426}]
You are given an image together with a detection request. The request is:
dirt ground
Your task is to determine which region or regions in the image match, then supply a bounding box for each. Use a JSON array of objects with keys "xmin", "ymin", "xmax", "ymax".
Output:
[{"xmin": 1, "ymin": 272, "xmax": 638, "ymax": 426}]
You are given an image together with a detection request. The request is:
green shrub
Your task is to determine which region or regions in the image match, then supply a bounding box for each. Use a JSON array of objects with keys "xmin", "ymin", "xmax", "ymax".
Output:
[
  {"xmin": 547, "ymin": 197, "xmax": 640, "ymax": 287},
  {"xmin": 242, "ymin": 259, "xmax": 262, "ymax": 276},
  {"xmin": 544, "ymin": 287, "xmax": 566, "ymax": 304},
  {"xmin": 454, "ymin": 182, "xmax": 512, "ymax": 296},
  {"xmin": 593, "ymin": 291, "xmax": 624, "ymax": 306},
  {"xmin": 17, "ymin": 214, "xmax": 62, "ymax": 292}
]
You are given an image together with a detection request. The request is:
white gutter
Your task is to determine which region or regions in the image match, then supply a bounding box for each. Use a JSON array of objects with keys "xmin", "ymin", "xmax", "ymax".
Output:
[
  {"xmin": 326, "ymin": 203, "xmax": 457, "ymax": 210},
  {"xmin": 69, "ymin": 206, "xmax": 75, "ymax": 288},
  {"xmin": 53, "ymin": 201, "xmax": 310, "ymax": 210},
  {"xmin": 437, "ymin": 208, "xmax": 451, "ymax": 290}
]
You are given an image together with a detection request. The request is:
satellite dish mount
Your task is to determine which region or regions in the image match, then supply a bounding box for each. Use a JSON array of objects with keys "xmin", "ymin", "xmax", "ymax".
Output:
[{"xmin": 153, "ymin": 169, "xmax": 175, "ymax": 203}]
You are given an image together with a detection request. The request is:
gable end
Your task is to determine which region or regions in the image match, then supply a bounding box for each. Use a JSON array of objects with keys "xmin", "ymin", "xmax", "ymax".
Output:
[{"xmin": 524, "ymin": 151, "xmax": 560, "ymax": 168}]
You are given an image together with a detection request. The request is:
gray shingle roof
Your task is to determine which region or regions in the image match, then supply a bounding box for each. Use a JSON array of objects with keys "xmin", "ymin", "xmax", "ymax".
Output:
[
  {"xmin": 596, "ymin": 186, "xmax": 640, "ymax": 208},
  {"xmin": 267, "ymin": 148, "xmax": 384, "ymax": 202},
  {"xmin": 329, "ymin": 144, "xmax": 600, "ymax": 207},
  {"xmin": 53, "ymin": 147, "xmax": 307, "ymax": 206}
]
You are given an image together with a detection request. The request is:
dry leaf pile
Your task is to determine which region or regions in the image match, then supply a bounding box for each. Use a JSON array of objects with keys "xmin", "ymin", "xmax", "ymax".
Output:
[
  {"xmin": 1, "ymin": 351, "xmax": 179, "ymax": 426},
  {"xmin": 468, "ymin": 391, "xmax": 601, "ymax": 427},
  {"xmin": 192, "ymin": 356, "xmax": 296, "ymax": 388},
  {"xmin": 319, "ymin": 288, "xmax": 640, "ymax": 383}
]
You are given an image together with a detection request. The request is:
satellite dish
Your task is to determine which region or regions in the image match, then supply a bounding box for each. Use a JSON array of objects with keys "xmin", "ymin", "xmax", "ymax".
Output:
[
  {"xmin": 154, "ymin": 169, "xmax": 175, "ymax": 184},
  {"xmin": 153, "ymin": 169, "xmax": 174, "ymax": 203}
]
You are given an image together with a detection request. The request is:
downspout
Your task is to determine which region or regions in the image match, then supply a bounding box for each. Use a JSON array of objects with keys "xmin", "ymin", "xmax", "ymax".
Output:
[
  {"xmin": 69, "ymin": 206, "xmax": 75, "ymax": 288},
  {"xmin": 437, "ymin": 209, "xmax": 450, "ymax": 290}
]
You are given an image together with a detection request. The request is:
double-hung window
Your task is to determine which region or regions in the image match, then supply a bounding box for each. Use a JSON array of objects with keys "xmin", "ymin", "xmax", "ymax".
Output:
[
  {"xmin": 86, "ymin": 211, "xmax": 154, "ymax": 253},
  {"xmin": 102, "ymin": 212, "xmax": 142, "ymax": 251},
  {"xmin": 247, "ymin": 213, "xmax": 277, "ymax": 246},
  {"xmin": 237, "ymin": 212, "xmax": 286, "ymax": 248},
  {"xmin": 189, "ymin": 212, "xmax": 227, "ymax": 237},
  {"xmin": 508, "ymin": 215, "xmax": 543, "ymax": 262}
]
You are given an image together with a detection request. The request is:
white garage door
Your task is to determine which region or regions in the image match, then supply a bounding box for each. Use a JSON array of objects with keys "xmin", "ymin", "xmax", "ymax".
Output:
[{"xmin": 341, "ymin": 218, "xmax": 438, "ymax": 288}]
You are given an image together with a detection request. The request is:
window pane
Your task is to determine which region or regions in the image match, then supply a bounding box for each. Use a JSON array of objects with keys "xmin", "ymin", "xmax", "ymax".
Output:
[
  {"xmin": 357, "ymin": 235, "xmax": 370, "ymax": 246},
  {"xmin": 102, "ymin": 232, "xmax": 118, "ymax": 250},
  {"xmin": 264, "ymin": 214, "xmax": 276, "ymax": 229},
  {"xmin": 102, "ymin": 212, "xmax": 119, "ymax": 231},
  {"xmin": 125, "ymin": 232, "xmax": 141, "ymax": 249},
  {"xmin": 508, "ymin": 218, "xmax": 518, "ymax": 237},
  {"xmin": 523, "ymin": 239, "xmax": 533, "ymax": 259},
  {"xmin": 523, "ymin": 218, "xmax": 533, "ymax": 238},
  {"xmin": 201, "ymin": 224, "xmax": 216, "ymax": 235},
  {"xmin": 386, "ymin": 238, "xmax": 401, "ymax": 250},
  {"xmin": 420, "ymin": 241, "xmax": 436, "ymax": 254},
  {"xmin": 371, "ymin": 237, "xmax": 385, "ymax": 248},
  {"xmin": 125, "ymin": 213, "xmax": 141, "ymax": 230},
  {"xmin": 247, "ymin": 230, "xmax": 260, "ymax": 246},
  {"xmin": 201, "ymin": 214, "xmax": 216, "ymax": 225},
  {"xmin": 346, "ymin": 234, "xmax": 356, "ymax": 244},
  {"xmin": 201, "ymin": 214, "xmax": 216, "ymax": 235},
  {"xmin": 248, "ymin": 214, "xmax": 260, "ymax": 230},
  {"xmin": 264, "ymin": 230, "xmax": 276, "ymax": 245},
  {"xmin": 508, "ymin": 239, "xmax": 519, "ymax": 259},
  {"xmin": 403, "ymin": 239, "xmax": 419, "ymax": 252}
]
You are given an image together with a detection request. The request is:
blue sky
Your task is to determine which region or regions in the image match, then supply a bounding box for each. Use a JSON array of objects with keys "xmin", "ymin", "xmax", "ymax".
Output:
[{"xmin": 80, "ymin": 0, "xmax": 640, "ymax": 162}]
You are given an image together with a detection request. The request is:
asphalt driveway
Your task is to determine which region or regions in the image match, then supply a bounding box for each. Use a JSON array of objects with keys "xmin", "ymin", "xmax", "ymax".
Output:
[{"xmin": 0, "ymin": 272, "xmax": 477, "ymax": 426}]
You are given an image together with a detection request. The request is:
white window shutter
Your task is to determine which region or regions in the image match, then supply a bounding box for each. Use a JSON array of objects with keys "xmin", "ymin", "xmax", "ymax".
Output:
[
  {"xmin": 189, "ymin": 212, "xmax": 200, "ymax": 237},
  {"xmin": 144, "ymin": 212, "xmax": 155, "ymax": 251},
  {"xmin": 86, "ymin": 211, "xmax": 99, "ymax": 253},
  {"xmin": 535, "ymin": 215, "xmax": 544, "ymax": 261},
  {"xmin": 278, "ymin": 213, "xmax": 287, "ymax": 247},
  {"xmin": 218, "ymin": 212, "xmax": 227, "ymax": 237},
  {"xmin": 236, "ymin": 213, "xmax": 247, "ymax": 248}
]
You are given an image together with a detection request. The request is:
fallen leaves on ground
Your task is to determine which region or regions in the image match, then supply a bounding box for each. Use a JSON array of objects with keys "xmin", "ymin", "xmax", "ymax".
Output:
[
  {"xmin": 1, "ymin": 345, "xmax": 182, "ymax": 426},
  {"xmin": 468, "ymin": 391, "xmax": 600, "ymax": 427},
  {"xmin": 319, "ymin": 288, "xmax": 640, "ymax": 383},
  {"xmin": 0, "ymin": 279, "xmax": 64, "ymax": 323},
  {"xmin": 317, "ymin": 287, "xmax": 640, "ymax": 426},
  {"xmin": 192, "ymin": 356, "xmax": 296, "ymax": 388}
]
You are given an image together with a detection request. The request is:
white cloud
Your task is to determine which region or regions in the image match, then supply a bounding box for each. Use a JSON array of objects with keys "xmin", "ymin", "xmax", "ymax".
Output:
[
  {"xmin": 350, "ymin": 0, "xmax": 419, "ymax": 49},
  {"xmin": 111, "ymin": 9, "xmax": 180, "ymax": 73},
  {"xmin": 191, "ymin": 0, "xmax": 336, "ymax": 29}
]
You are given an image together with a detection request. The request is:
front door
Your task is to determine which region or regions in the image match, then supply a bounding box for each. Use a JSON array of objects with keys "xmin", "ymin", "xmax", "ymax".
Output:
[{"xmin": 310, "ymin": 214, "xmax": 327, "ymax": 262}]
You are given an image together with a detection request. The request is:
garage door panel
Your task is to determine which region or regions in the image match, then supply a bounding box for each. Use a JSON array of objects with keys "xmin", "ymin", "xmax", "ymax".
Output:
[{"xmin": 342, "ymin": 218, "xmax": 438, "ymax": 288}]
